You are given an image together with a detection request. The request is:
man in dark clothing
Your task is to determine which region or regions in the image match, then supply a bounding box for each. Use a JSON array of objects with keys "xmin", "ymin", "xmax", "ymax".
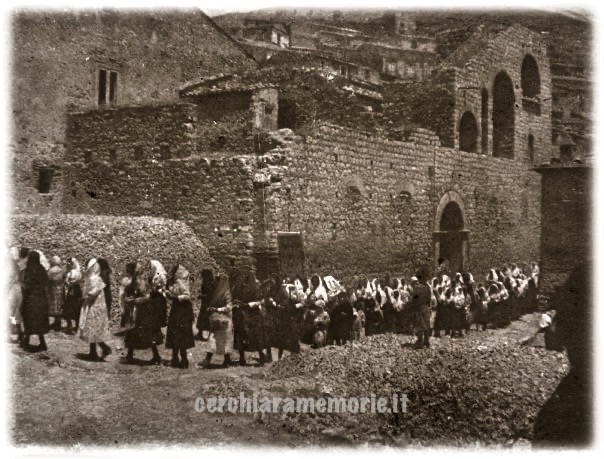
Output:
[{"xmin": 410, "ymin": 266, "xmax": 432, "ymax": 349}]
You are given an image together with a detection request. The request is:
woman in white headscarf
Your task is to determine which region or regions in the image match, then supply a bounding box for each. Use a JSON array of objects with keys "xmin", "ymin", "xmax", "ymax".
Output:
[
  {"xmin": 8, "ymin": 258, "xmax": 24, "ymax": 344},
  {"xmin": 47, "ymin": 255, "xmax": 65, "ymax": 331},
  {"xmin": 63, "ymin": 258, "xmax": 83, "ymax": 333},
  {"xmin": 79, "ymin": 258, "xmax": 112, "ymax": 361}
]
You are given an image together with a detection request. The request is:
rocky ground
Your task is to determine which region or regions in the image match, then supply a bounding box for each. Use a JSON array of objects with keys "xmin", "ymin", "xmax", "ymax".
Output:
[{"xmin": 9, "ymin": 313, "xmax": 568, "ymax": 449}]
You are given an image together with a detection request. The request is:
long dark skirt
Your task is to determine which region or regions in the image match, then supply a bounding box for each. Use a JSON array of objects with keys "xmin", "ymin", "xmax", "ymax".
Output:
[
  {"xmin": 365, "ymin": 309, "xmax": 384, "ymax": 336},
  {"xmin": 22, "ymin": 286, "xmax": 50, "ymax": 335},
  {"xmin": 63, "ymin": 284, "xmax": 83, "ymax": 321},
  {"xmin": 233, "ymin": 304, "xmax": 266, "ymax": 353},
  {"xmin": 125, "ymin": 294, "xmax": 166, "ymax": 350},
  {"xmin": 166, "ymin": 299, "xmax": 195, "ymax": 350},
  {"xmin": 265, "ymin": 303, "xmax": 303, "ymax": 353}
]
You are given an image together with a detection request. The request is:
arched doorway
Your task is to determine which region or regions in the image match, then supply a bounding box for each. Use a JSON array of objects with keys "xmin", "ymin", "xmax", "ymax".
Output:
[{"xmin": 434, "ymin": 191, "xmax": 469, "ymax": 274}]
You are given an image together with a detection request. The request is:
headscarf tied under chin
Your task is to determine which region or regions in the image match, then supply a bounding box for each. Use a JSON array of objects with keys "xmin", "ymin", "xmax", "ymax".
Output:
[
  {"xmin": 150, "ymin": 260, "xmax": 167, "ymax": 290},
  {"xmin": 83, "ymin": 258, "xmax": 105, "ymax": 296},
  {"xmin": 170, "ymin": 264, "xmax": 191, "ymax": 297},
  {"xmin": 67, "ymin": 258, "xmax": 82, "ymax": 283}
]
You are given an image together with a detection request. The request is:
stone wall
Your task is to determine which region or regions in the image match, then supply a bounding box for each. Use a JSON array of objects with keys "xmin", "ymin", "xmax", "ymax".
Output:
[
  {"xmin": 536, "ymin": 165, "xmax": 592, "ymax": 298},
  {"xmin": 66, "ymin": 103, "xmax": 198, "ymax": 163},
  {"xmin": 257, "ymin": 124, "xmax": 541, "ymax": 281},
  {"xmin": 63, "ymin": 122, "xmax": 541, "ymax": 281},
  {"xmin": 11, "ymin": 8, "xmax": 257, "ymax": 210},
  {"xmin": 62, "ymin": 154, "xmax": 266, "ymax": 272},
  {"xmin": 10, "ymin": 214, "xmax": 221, "ymax": 324},
  {"xmin": 452, "ymin": 24, "xmax": 553, "ymax": 165}
]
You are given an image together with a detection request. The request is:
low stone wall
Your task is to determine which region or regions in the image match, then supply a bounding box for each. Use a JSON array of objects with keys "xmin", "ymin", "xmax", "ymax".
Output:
[{"xmin": 10, "ymin": 214, "xmax": 221, "ymax": 324}]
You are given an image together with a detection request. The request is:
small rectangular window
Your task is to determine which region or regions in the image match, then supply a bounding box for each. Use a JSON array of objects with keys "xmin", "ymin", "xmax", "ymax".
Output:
[
  {"xmin": 84, "ymin": 150, "xmax": 92, "ymax": 163},
  {"xmin": 98, "ymin": 69, "xmax": 107, "ymax": 105},
  {"xmin": 109, "ymin": 148, "xmax": 117, "ymax": 161},
  {"xmin": 134, "ymin": 146, "xmax": 144, "ymax": 160},
  {"xmin": 160, "ymin": 145, "xmax": 171, "ymax": 160},
  {"xmin": 109, "ymin": 71, "xmax": 118, "ymax": 105}
]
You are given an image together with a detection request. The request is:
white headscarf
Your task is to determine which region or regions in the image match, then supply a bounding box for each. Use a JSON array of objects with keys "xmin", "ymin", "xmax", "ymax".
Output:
[
  {"xmin": 150, "ymin": 260, "xmax": 167, "ymax": 290},
  {"xmin": 67, "ymin": 258, "xmax": 82, "ymax": 283},
  {"xmin": 36, "ymin": 250, "xmax": 50, "ymax": 270},
  {"xmin": 83, "ymin": 258, "xmax": 104, "ymax": 296}
]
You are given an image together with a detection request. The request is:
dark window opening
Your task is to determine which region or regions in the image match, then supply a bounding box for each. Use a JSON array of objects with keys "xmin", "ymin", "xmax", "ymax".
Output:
[
  {"xmin": 521, "ymin": 55, "xmax": 540, "ymax": 99},
  {"xmin": 264, "ymin": 104, "xmax": 273, "ymax": 115},
  {"xmin": 109, "ymin": 71, "xmax": 118, "ymax": 105},
  {"xmin": 37, "ymin": 168, "xmax": 54, "ymax": 194},
  {"xmin": 277, "ymin": 98, "xmax": 297, "ymax": 130},
  {"xmin": 481, "ymin": 88, "xmax": 489, "ymax": 154},
  {"xmin": 160, "ymin": 145, "xmax": 171, "ymax": 160},
  {"xmin": 84, "ymin": 150, "xmax": 92, "ymax": 163},
  {"xmin": 134, "ymin": 146, "xmax": 144, "ymax": 160},
  {"xmin": 528, "ymin": 134, "xmax": 535, "ymax": 163},
  {"xmin": 459, "ymin": 111, "xmax": 478, "ymax": 153},
  {"xmin": 98, "ymin": 69, "xmax": 107, "ymax": 105},
  {"xmin": 216, "ymin": 135, "xmax": 227, "ymax": 149},
  {"xmin": 86, "ymin": 190, "xmax": 98, "ymax": 199},
  {"xmin": 560, "ymin": 144, "xmax": 573, "ymax": 162},
  {"xmin": 370, "ymin": 160, "xmax": 374, "ymax": 168},
  {"xmin": 493, "ymin": 71, "xmax": 515, "ymax": 159},
  {"xmin": 521, "ymin": 55, "xmax": 541, "ymax": 115},
  {"xmin": 109, "ymin": 148, "xmax": 117, "ymax": 161},
  {"xmin": 334, "ymin": 154, "xmax": 338, "ymax": 162},
  {"xmin": 346, "ymin": 185, "xmax": 362, "ymax": 203},
  {"xmin": 411, "ymin": 39, "xmax": 418, "ymax": 49}
]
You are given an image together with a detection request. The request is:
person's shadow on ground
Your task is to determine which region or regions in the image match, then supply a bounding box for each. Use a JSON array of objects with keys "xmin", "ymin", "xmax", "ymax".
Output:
[
  {"xmin": 533, "ymin": 262, "xmax": 592, "ymax": 448},
  {"xmin": 532, "ymin": 368, "xmax": 591, "ymax": 447}
]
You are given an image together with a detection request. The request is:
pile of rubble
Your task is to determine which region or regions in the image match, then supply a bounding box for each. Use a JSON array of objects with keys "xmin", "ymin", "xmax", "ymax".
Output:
[{"xmin": 263, "ymin": 333, "xmax": 568, "ymax": 446}]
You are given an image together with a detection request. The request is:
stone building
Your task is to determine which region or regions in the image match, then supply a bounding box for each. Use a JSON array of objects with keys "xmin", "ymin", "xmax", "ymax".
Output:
[
  {"xmin": 11, "ymin": 8, "xmax": 258, "ymax": 213},
  {"xmin": 61, "ymin": 23, "xmax": 552, "ymax": 281},
  {"xmin": 534, "ymin": 161, "xmax": 592, "ymax": 298}
]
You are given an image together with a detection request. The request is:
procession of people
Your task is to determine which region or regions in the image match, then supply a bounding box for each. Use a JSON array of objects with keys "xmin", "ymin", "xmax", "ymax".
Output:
[{"xmin": 6, "ymin": 246, "xmax": 540, "ymax": 366}]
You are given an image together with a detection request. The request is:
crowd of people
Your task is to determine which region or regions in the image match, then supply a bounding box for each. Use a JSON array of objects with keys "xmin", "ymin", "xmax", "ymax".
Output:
[{"xmin": 7, "ymin": 246, "xmax": 540, "ymax": 367}]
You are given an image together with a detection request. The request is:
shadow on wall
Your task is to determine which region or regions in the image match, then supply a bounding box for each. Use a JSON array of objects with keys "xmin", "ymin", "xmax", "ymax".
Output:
[{"xmin": 532, "ymin": 262, "xmax": 593, "ymax": 447}]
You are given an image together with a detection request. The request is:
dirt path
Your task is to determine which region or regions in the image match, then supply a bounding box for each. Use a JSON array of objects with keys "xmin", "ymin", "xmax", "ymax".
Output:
[{"xmin": 10, "ymin": 313, "xmax": 547, "ymax": 447}]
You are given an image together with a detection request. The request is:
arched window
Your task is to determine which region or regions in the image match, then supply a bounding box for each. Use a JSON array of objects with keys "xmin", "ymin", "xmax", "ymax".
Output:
[
  {"xmin": 481, "ymin": 88, "xmax": 489, "ymax": 154},
  {"xmin": 493, "ymin": 71, "xmax": 515, "ymax": 159},
  {"xmin": 521, "ymin": 55, "xmax": 541, "ymax": 99},
  {"xmin": 521, "ymin": 55, "xmax": 541, "ymax": 115},
  {"xmin": 459, "ymin": 111, "xmax": 478, "ymax": 153}
]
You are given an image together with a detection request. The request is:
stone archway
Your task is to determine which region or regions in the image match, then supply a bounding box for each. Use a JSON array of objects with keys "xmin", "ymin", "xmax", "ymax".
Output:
[{"xmin": 433, "ymin": 191, "xmax": 469, "ymax": 274}]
